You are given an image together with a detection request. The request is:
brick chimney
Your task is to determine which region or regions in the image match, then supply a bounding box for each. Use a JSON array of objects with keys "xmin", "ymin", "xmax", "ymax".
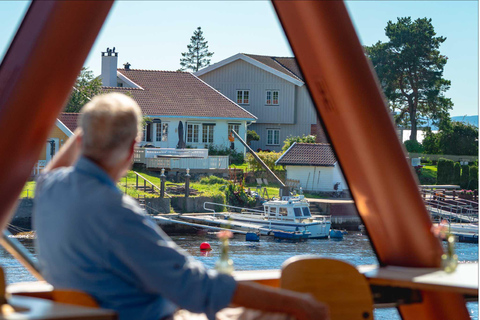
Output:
[{"xmin": 101, "ymin": 47, "xmax": 118, "ymax": 87}]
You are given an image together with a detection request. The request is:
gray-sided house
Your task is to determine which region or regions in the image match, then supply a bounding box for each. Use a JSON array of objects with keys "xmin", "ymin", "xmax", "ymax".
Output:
[
  {"xmin": 195, "ymin": 53, "xmax": 327, "ymax": 152},
  {"xmin": 276, "ymin": 142, "xmax": 347, "ymax": 192},
  {"xmin": 99, "ymin": 49, "xmax": 257, "ymax": 154}
]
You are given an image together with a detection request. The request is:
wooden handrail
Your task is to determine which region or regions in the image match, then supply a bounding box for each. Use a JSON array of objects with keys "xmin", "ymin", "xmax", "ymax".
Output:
[{"xmin": 133, "ymin": 171, "xmax": 171, "ymax": 198}]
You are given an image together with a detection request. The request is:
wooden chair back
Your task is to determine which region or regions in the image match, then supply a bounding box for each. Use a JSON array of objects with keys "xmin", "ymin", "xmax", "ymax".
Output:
[{"xmin": 281, "ymin": 256, "xmax": 373, "ymax": 320}]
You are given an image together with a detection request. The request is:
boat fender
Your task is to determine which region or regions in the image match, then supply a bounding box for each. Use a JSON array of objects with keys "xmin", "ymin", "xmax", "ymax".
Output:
[{"xmin": 200, "ymin": 242, "xmax": 212, "ymax": 251}]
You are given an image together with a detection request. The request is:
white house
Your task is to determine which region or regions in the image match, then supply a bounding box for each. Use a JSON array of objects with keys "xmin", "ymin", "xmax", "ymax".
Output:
[
  {"xmin": 276, "ymin": 142, "xmax": 347, "ymax": 192},
  {"xmin": 195, "ymin": 53, "xmax": 327, "ymax": 152},
  {"xmin": 100, "ymin": 49, "xmax": 257, "ymax": 155}
]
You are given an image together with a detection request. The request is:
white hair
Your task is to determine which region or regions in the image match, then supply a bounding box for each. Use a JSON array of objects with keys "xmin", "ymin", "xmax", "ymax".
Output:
[{"xmin": 79, "ymin": 93, "xmax": 142, "ymax": 164}]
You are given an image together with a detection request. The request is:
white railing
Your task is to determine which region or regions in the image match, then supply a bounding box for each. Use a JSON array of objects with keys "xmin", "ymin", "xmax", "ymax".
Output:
[
  {"xmin": 143, "ymin": 148, "xmax": 208, "ymax": 159},
  {"xmin": 144, "ymin": 156, "xmax": 228, "ymax": 170}
]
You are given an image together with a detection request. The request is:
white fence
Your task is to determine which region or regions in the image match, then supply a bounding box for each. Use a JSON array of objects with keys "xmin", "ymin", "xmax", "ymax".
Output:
[{"xmin": 134, "ymin": 148, "xmax": 228, "ymax": 170}]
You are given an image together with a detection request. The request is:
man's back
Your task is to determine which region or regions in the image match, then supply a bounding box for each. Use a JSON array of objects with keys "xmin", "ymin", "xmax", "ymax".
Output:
[{"xmin": 34, "ymin": 157, "xmax": 235, "ymax": 320}]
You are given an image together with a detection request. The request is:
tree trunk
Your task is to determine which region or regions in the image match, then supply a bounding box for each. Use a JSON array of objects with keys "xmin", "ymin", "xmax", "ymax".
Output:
[{"xmin": 409, "ymin": 111, "xmax": 417, "ymax": 141}]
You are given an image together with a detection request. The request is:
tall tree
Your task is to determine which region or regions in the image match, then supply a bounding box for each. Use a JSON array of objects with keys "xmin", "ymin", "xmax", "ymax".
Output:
[
  {"xmin": 64, "ymin": 67, "xmax": 102, "ymax": 112},
  {"xmin": 365, "ymin": 17, "xmax": 453, "ymax": 141},
  {"xmin": 180, "ymin": 27, "xmax": 214, "ymax": 72}
]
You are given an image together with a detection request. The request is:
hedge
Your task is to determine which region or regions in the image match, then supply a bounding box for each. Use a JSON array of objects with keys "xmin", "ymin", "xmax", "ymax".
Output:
[{"xmin": 460, "ymin": 165, "xmax": 470, "ymax": 189}]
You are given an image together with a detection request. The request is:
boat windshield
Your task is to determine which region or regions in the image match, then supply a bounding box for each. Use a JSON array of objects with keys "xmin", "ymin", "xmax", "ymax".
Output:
[
  {"xmin": 302, "ymin": 207, "xmax": 311, "ymax": 217},
  {"xmin": 293, "ymin": 208, "xmax": 302, "ymax": 217}
]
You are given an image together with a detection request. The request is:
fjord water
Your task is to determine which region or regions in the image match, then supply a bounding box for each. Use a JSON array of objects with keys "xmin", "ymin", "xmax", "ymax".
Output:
[{"xmin": 2, "ymin": 234, "xmax": 478, "ymax": 319}]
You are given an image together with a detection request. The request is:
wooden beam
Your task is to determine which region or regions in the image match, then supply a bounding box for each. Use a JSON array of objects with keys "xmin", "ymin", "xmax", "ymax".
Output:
[{"xmin": 0, "ymin": 1, "xmax": 113, "ymax": 229}]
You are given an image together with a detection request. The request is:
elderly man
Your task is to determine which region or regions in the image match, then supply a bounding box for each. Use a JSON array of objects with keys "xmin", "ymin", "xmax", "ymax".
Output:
[{"xmin": 34, "ymin": 93, "xmax": 329, "ymax": 320}]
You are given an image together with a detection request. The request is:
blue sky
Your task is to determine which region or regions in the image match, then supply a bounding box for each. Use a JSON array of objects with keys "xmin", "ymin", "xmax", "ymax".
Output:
[{"xmin": 1, "ymin": 1, "xmax": 478, "ymax": 117}]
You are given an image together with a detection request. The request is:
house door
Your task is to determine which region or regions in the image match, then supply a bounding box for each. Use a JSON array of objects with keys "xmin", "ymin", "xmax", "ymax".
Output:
[{"xmin": 46, "ymin": 138, "xmax": 59, "ymax": 163}]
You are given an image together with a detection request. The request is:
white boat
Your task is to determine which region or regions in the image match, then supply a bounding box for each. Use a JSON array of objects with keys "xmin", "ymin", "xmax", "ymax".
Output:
[{"xmin": 179, "ymin": 195, "xmax": 331, "ymax": 239}]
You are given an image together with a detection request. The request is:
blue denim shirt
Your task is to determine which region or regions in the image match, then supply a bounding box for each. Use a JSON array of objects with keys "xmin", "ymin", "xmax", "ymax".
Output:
[{"xmin": 34, "ymin": 157, "xmax": 236, "ymax": 320}]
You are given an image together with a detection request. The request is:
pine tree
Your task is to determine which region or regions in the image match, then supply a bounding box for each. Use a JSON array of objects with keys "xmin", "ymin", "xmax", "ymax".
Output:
[{"xmin": 180, "ymin": 27, "xmax": 214, "ymax": 72}]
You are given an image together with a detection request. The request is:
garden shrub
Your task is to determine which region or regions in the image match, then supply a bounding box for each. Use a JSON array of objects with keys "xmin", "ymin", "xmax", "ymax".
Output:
[
  {"xmin": 460, "ymin": 165, "xmax": 470, "ymax": 189},
  {"xmin": 246, "ymin": 152, "xmax": 282, "ymax": 171},
  {"xmin": 437, "ymin": 158, "xmax": 454, "ymax": 184},
  {"xmin": 224, "ymin": 183, "xmax": 256, "ymax": 208},
  {"xmin": 404, "ymin": 140, "xmax": 424, "ymax": 153},
  {"xmin": 469, "ymin": 166, "xmax": 478, "ymax": 190},
  {"xmin": 199, "ymin": 176, "xmax": 228, "ymax": 185},
  {"xmin": 453, "ymin": 162, "xmax": 461, "ymax": 185},
  {"xmin": 282, "ymin": 134, "xmax": 316, "ymax": 152},
  {"xmin": 208, "ymin": 145, "xmax": 244, "ymax": 165}
]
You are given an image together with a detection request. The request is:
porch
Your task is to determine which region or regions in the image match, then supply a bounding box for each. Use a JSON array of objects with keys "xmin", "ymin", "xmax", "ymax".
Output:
[{"xmin": 134, "ymin": 148, "xmax": 229, "ymax": 170}]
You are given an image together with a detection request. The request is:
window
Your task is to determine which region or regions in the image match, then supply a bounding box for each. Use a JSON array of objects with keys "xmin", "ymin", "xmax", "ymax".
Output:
[
  {"xmin": 161, "ymin": 123, "xmax": 168, "ymax": 142},
  {"xmin": 294, "ymin": 208, "xmax": 302, "ymax": 217},
  {"xmin": 266, "ymin": 90, "xmax": 279, "ymax": 105},
  {"xmin": 302, "ymin": 207, "xmax": 311, "ymax": 217},
  {"xmin": 143, "ymin": 123, "xmax": 152, "ymax": 142},
  {"xmin": 228, "ymin": 123, "xmax": 240, "ymax": 135},
  {"xmin": 266, "ymin": 129, "xmax": 280, "ymax": 145},
  {"xmin": 155, "ymin": 122, "xmax": 168, "ymax": 142},
  {"xmin": 236, "ymin": 90, "xmax": 249, "ymax": 104},
  {"xmin": 202, "ymin": 124, "xmax": 214, "ymax": 143},
  {"xmin": 155, "ymin": 123, "xmax": 162, "ymax": 142},
  {"xmin": 187, "ymin": 123, "xmax": 199, "ymax": 143}
]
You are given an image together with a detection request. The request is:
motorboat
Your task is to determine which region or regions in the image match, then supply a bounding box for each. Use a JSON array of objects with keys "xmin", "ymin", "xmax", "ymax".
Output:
[{"xmin": 179, "ymin": 195, "xmax": 331, "ymax": 239}]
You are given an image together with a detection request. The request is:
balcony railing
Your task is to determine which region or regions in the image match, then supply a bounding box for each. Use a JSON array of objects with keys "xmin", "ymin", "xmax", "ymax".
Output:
[{"xmin": 134, "ymin": 148, "xmax": 228, "ymax": 170}]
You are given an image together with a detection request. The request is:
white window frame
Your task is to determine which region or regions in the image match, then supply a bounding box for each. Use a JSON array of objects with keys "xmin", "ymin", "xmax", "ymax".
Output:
[
  {"xmin": 161, "ymin": 122, "xmax": 169, "ymax": 142},
  {"xmin": 266, "ymin": 129, "xmax": 280, "ymax": 146},
  {"xmin": 187, "ymin": 123, "xmax": 200, "ymax": 143},
  {"xmin": 202, "ymin": 124, "xmax": 215, "ymax": 144},
  {"xmin": 155, "ymin": 122, "xmax": 162, "ymax": 142},
  {"xmin": 265, "ymin": 90, "xmax": 279, "ymax": 106},
  {"xmin": 228, "ymin": 123, "xmax": 241, "ymax": 135},
  {"xmin": 236, "ymin": 90, "xmax": 250, "ymax": 105}
]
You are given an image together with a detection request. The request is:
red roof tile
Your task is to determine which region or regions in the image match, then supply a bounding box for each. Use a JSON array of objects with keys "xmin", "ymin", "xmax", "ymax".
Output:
[
  {"xmin": 58, "ymin": 113, "xmax": 80, "ymax": 132},
  {"xmin": 277, "ymin": 143, "xmax": 337, "ymax": 166},
  {"xmin": 244, "ymin": 54, "xmax": 304, "ymax": 81},
  {"xmin": 107, "ymin": 70, "xmax": 256, "ymax": 119}
]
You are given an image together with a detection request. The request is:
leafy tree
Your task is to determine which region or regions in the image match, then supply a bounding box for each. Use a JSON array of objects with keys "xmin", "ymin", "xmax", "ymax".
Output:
[
  {"xmin": 365, "ymin": 17, "xmax": 453, "ymax": 141},
  {"xmin": 247, "ymin": 130, "xmax": 260, "ymax": 145},
  {"xmin": 64, "ymin": 67, "xmax": 102, "ymax": 112},
  {"xmin": 438, "ymin": 120, "xmax": 478, "ymax": 156},
  {"xmin": 180, "ymin": 27, "xmax": 214, "ymax": 72},
  {"xmin": 423, "ymin": 120, "xmax": 478, "ymax": 155},
  {"xmin": 282, "ymin": 135, "xmax": 316, "ymax": 152}
]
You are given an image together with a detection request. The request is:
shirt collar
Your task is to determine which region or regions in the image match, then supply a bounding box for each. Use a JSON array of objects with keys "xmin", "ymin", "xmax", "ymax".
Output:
[{"xmin": 75, "ymin": 156, "xmax": 120, "ymax": 192}]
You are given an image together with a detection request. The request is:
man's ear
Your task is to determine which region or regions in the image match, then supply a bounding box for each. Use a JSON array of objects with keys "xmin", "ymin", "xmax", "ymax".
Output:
[{"xmin": 127, "ymin": 139, "xmax": 136, "ymax": 158}]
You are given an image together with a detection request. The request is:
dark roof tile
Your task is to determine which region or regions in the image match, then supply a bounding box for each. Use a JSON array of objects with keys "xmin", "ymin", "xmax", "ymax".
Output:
[
  {"xmin": 105, "ymin": 70, "xmax": 256, "ymax": 119},
  {"xmin": 244, "ymin": 54, "xmax": 304, "ymax": 81},
  {"xmin": 277, "ymin": 143, "xmax": 337, "ymax": 166},
  {"xmin": 58, "ymin": 113, "xmax": 80, "ymax": 132}
]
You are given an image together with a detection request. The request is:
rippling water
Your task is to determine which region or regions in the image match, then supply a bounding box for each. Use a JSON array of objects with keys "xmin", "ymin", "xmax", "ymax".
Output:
[{"xmin": 2, "ymin": 233, "xmax": 478, "ymax": 319}]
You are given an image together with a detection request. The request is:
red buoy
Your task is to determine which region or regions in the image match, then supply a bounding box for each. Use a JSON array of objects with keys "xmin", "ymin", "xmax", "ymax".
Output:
[{"xmin": 200, "ymin": 242, "xmax": 212, "ymax": 251}]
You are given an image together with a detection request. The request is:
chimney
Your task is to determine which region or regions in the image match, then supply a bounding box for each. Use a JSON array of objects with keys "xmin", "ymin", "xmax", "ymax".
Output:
[
  {"xmin": 101, "ymin": 47, "xmax": 118, "ymax": 87},
  {"xmin": 124, "ymin": 62, "xmax": 131, "ymax": 70}
]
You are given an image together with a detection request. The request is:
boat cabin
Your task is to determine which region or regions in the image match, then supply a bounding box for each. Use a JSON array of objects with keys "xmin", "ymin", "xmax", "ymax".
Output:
[{"xmin": 263, "ymin": 195, "xmax": 313, "ymax": 222}]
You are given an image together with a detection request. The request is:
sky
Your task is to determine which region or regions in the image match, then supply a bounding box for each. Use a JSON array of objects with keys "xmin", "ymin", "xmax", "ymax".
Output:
[{"xmin": 0, "ymin": 1, "xmax": 478, "ymax": 117}]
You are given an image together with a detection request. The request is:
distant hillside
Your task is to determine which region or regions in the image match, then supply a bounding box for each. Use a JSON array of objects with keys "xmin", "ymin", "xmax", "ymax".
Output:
[
  {"xmin": 427, "ymin": 115, "xmax": 478, "ymax": 130},
  {"xmin": 451, "ymin": 115, "xmax": 478, "ymax": 127}
]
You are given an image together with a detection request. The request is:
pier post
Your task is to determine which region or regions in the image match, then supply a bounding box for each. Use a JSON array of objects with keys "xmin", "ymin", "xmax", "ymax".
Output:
[
  {"xmin": 185, "ymin": 168, "xmax": 190, "ymax": 198},
  {"xmin": 160, "ymin": 168, "xmax": 166, "ymax": 198}
]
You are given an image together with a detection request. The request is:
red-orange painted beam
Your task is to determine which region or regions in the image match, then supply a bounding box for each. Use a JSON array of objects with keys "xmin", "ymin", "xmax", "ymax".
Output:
[
  {"xmin": 0, "ymin": 1, "xmax": 113, "ymax": 230},
  {"xmin": 272, "ymin": 1, "xmax": 469, "ymax": 319}
]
